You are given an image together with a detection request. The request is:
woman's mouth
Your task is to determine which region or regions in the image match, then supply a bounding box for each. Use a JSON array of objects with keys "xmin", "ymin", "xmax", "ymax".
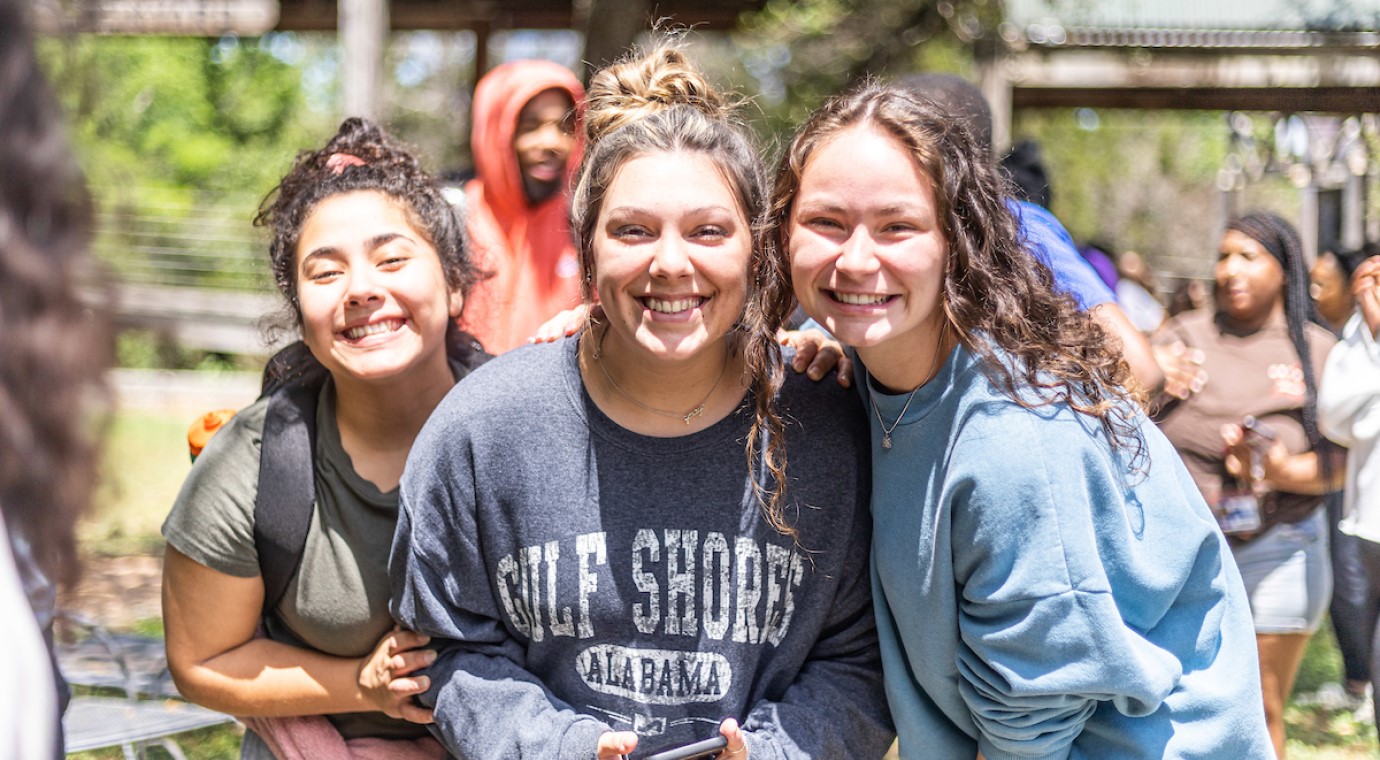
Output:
[
  {"xmin": 828, "ymin": 290, "xmax": 894, "ymax": 306},
  {"xmin": 341, "ymin": 318, "xmax": 405, "ymax": 341},
  {"xmin": 643, "ymin": 296, "xmax": 706, "ymax": 315}
]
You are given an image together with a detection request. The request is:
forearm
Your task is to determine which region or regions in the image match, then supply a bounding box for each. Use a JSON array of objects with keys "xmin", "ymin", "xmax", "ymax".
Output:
[
  {"xmin": 1092, "ymin": 303, "xmax": 1164, "ymax": 394},
  {"xmin": 1266, "ymin": 451, "xmax": 1344, "ymax": 496},
  {"xmin": 171, "ymin": 637, "xmax": 368, "ymax": 717}
]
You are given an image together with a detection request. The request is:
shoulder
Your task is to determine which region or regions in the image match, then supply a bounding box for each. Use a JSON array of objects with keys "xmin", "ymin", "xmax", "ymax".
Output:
[
  {"xmin": 413, "ymin": 340, "xmax": 576, "ymax": 461},
  {"xmin": 161, "ymin": 395, "xmax": 271, "ymax": 578},
  {"xmin": 1304, "ymin": 320, "xmax": 1339, "ymax": 352}
]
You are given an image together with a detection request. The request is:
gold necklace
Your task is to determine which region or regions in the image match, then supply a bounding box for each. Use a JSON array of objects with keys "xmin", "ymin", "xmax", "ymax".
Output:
[
  {"xmin": 592, "ymin": 329, "xmax": 731, "ymax": 425},
  {"xmin": 869, "ymin": 322, "xmax": 951, "ymax": 450}
]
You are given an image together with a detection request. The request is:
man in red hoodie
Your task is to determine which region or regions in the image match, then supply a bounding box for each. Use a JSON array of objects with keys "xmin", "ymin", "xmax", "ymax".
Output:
[{"xmin": 459, "ymin": 60, "xmax": 587, "ymax": 354}]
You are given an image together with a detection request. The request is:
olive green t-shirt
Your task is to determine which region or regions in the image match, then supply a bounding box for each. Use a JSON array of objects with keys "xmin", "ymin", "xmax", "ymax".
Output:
[{"xmin": 162, "ymin": 380, "xmax": 427, "ymax": 742}]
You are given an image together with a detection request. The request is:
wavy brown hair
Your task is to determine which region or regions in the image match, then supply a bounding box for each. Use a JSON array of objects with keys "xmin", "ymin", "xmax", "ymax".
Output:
[
  {"xmin": 572, "ymin": 44, "xmax": 796, "ymax": 535},
  {"xmin": 0, "ymin": 0, "xmax": 111, "ymax": 587},
  {"xmin": 774, "ymin": 82, "xmax": 1144, "ymax": 461}
]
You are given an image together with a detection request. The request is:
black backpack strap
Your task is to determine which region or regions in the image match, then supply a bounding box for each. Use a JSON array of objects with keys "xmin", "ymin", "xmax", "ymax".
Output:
[{"xmin": 253, "ymin": 381, "xmax": 319, "ymax": 617}]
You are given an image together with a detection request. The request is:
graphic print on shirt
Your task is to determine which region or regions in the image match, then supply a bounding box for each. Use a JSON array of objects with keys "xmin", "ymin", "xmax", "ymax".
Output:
[
  {"xmin": 492, "ymin": 528, "xmax": 804, "ymax": 714},
  {"xmin": 1268, "ymin": 362, "xmax": 1305, "ymax": 399}
]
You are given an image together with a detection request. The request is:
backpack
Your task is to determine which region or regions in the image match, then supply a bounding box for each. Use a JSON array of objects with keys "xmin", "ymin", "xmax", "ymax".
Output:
[{"xmin": 189, "ymin": 334, "xmax": 488, "ymax": 616}]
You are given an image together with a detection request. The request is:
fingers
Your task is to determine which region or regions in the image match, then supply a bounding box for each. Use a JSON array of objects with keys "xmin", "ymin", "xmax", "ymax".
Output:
[
  {"xmin": 388, "ymin": 647, "xmax": 437, "ymax": 676},
  {"xmin": 792, "ymin": 341, "xmax": 820, "ymax": 375},
  {"xmin": 720, "ymin": 717, "xmax": 748, "ymax": 757},
  {"xmin": 395, "ymin": 701, "xmax": 435, "ymax": 725},
  {"xmin": 389, "ymin": 629, "xmax": 432, "ymax": 653},
  {"xmin": 388, "ymin": 673, "xmax": 431, "ymax": 696},
  {"xmin": 836, "ymin": 352, "xmax": 853, "ymax": 388},
  {"xmin": 596, "ymin": 730, "xmax": 639, "ymax": 759}
]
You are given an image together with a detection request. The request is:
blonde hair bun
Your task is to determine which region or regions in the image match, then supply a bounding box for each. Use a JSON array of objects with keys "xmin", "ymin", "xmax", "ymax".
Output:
[{"xmin": 584, "ymin": 45, "xmax": 729, "ymax": 143}]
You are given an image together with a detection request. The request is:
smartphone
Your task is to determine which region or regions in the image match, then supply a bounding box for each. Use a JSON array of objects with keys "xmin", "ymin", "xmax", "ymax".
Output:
[{"xmin": 641, "ymin": 735, "xmax": 729, "ymax": 760}]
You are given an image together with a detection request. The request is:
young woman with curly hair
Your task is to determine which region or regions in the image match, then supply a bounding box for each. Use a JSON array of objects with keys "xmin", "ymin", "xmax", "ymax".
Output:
[
  {"xmin": 390, "ymin": 44, "xmax": 892, "ymax": 760},
  {"xmin": 161, "ymin": 117, "xmax": 481, "ymax": 758},
  {"xmin": 774, "ymin": 82, "xmax": 1271, "ymax": 758}
]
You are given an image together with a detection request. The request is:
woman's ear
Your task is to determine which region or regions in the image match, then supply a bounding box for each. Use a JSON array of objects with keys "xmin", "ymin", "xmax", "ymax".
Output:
[{"xmin": 448, "ymin": 290, "xmax": 464, "ymax": 319}]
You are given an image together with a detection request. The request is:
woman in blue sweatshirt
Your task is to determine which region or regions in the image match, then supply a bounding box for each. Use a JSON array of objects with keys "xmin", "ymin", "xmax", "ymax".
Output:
[{"xmin": 772, "ymin": 83, "xmax": 1272, "ymax": 757}]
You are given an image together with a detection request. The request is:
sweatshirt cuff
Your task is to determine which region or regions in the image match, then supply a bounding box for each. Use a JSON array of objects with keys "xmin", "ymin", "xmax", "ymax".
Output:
[
  {"xmin": 977, "ymin": 735, "xmax": 1071, "ymax": 760},
  {"xmin": 559, "ymin": 719, "xmax": 609, "ymax": 758}
]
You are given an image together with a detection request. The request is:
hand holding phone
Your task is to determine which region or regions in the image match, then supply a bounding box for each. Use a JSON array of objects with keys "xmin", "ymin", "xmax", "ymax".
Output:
[{"xmin": 641, "ymin": 735, "xmax": 729, "ymax": 760}]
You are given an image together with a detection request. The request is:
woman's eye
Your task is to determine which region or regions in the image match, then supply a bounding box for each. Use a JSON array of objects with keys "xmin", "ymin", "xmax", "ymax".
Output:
[
  {"xmin": 882, "ymin": 222, "xmax": 917, "ymax": 234},
  {"xmin": 806, "ymin": 217, "xmax": 842, "ymax": 231},
  {"xmin": 308, "ymin": 268, "xmax": 342, "ymax": 282},
  {"xmin": 693, "ymin": 225, "xmax": 728, "ymax": 240},
  {"xmin": 613, "ymin": 225, "xmax": 652, "ymax": 239}
]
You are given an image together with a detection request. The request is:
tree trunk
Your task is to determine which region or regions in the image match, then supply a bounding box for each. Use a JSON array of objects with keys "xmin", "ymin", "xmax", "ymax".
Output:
[{"xmin": 580, "ymin": 0, "xmax": 650, "ymax": 82}]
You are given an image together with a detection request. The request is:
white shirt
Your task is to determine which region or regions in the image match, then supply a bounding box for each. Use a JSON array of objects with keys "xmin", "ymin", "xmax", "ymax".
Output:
[
  {"xmin": 0, "ymin": 516, "xmax": 57, "ymax": 759},
  {"xmin": 1319, "ymin": 311, "xmax": 1380, "ymax": 543}
]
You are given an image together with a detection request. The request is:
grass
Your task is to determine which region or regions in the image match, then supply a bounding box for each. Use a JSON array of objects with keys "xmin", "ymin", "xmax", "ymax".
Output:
[{"xmin": 82, "ymin": 410, "xmax": 196, "ymax": 556}]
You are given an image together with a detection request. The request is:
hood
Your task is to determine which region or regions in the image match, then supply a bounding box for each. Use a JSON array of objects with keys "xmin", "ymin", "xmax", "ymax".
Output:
[{"xmin": 470, "ymin": 59, "xmax": 587, "ymax": 221}]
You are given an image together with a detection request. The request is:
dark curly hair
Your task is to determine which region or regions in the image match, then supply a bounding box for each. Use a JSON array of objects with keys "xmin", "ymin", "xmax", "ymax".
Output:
[
  {"xmin": 773, "ymin": 82, "xmax": 1144, "ymax": 460},
  {"xmin": 255, "ymin": 117, "xmax": 477, "ymax": 325},
  {"xmin": 572, "ymin": 43, "xmax": 795, "ymax": 536},
  {"xmin": 253, "ymin": 117, "xmax": 481, "ymax": 383},
  {"xmin": 1, "ymin": 0, "xmax": 112, "ymax": 586}
]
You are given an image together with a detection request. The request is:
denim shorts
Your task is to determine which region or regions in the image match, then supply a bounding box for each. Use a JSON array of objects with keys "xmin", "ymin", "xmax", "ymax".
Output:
[{"xmin": 1233, "ymin": 509, "xmax": 1333, "ymax": 634}]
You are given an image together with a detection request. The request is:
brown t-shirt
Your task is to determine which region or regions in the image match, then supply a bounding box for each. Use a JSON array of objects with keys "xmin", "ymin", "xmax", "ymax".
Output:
[{"xmin": 1152, "ymin": 308, "xmax": 1338, "ymax": 539}]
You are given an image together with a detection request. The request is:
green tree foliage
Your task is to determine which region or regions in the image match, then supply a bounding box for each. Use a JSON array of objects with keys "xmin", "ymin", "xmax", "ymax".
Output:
[
  {"xmin": 37, "ymin": 34, "xmax": 335, "ymax": 290},
  {"xmin": 39, "ymin": 34, "xmax": 330, "ymax": 198},
  {"xmin": 736, "ymin": 0, "xmax": 1001, "ymax": 133}
]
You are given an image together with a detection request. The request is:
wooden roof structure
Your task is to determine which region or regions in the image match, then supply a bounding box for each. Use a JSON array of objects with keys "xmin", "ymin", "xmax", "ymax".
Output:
[{"xmin": 274, "ymin": 0, "xmax": 761, "ymax": 31}]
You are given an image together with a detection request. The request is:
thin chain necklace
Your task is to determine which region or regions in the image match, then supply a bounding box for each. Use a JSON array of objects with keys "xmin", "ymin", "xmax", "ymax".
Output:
[
  {"xmin": 592, "ymin": 328, "xmax": 731, "ymax": 425},
  {"xmin": 869, "ymin": 323, "xmax": 950, "ymax": 450}
]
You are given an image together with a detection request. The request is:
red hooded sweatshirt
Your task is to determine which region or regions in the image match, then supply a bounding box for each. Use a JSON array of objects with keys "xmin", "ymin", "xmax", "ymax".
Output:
[{"xmin": 458, "ymin": 60, "xmax": 586, "ymax": 354}]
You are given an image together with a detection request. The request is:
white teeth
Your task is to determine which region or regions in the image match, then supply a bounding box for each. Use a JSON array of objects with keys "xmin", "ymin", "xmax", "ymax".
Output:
[
  {"xmin": 343, "ymin": 320, "xmax": 402, "ymax": 340},
  {"xmin": 834, "ymin": 292, "xmax": 889, "ymax": 306},
  {"xmin": 646, "ymin": 297, "xmax": 701, "ymax": 314}
]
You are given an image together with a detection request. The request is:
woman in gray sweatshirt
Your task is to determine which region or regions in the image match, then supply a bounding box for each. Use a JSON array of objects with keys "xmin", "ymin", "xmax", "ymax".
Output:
[{"xmin": 390, "ymin": 43, "xmax": 893, "ymax": 760}]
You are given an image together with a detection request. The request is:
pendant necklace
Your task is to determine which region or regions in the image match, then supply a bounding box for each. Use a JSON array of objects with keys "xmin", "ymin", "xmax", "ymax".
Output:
[
  {"xmin": 869, "ymin": 324, "xmax": 950, "ymax": 451},
  {"xmin": 592, "ymin": 328, "xmax": 731, "ymax": 425}
]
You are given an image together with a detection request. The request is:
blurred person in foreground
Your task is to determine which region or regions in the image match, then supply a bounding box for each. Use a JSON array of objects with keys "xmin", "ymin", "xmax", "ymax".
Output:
[
  {"xmin": 456, "ymin": 60, "xmax": 587, "ymax": 354},
  {"xmin": 1153, "ymin": 211, "xmax": 1343, "ymax": 757},
  {"xmin": 904, "ymin": 73, "xmax": 1165, "ymax": 394},
  {"xmin": 0, "ymin": 0, "xmax": 112, "ymax": 755},
  {"xmin": 1319, "ymin": 251, "xmax": 1380, "ymax": 732}
]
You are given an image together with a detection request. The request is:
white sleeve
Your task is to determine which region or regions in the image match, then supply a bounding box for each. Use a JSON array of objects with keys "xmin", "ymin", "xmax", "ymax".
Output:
[
  {"xmin": 0, "ymin": 519, "xmax": 57, "ymax": 760},
  {"xmin": 1319, "ymin": 312, "xmax": 1380, "ymax": 448}
]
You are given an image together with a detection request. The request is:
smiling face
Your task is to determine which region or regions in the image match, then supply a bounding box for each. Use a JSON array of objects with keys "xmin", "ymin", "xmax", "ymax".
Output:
[
  {"xmin": 514, "ymin": 88, "xmax": 576, "ymax": 205},
  {"xmin": 789, "ymin": 125, "xmax": 949, "ymax": 364},
  {"xmin": 295, "ymin": 190, "xmax": 463, "ymax": 385},
  {"xmin": 1215, "ymin": 228, "xmax": 1285, "ymax": 329},
  {"xmin": 592, "ymin": 150, "xmax": 752, "ymax": 365}
]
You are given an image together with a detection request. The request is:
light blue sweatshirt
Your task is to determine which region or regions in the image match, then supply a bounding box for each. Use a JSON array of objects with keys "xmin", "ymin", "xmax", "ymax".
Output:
[{"xmin": 865, "ymin": 342, "xmax": 1271, "ymax": 759}]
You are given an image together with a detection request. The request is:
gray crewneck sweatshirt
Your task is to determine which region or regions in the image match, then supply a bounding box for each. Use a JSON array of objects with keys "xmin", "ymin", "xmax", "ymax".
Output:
[{"xmin": 391, "ymin": 339, "xmax": 892, "ymax": 759}]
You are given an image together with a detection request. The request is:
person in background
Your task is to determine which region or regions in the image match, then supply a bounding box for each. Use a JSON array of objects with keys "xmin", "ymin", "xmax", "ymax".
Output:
[
  {"xmin": 1116, "ymin": 249, "xmax": 1167, "ymax": 334},
  {"xmin": 162, "ymin": 118, "xmax": 482, "ymax": 759},
  {"xmin": 1313, "ymin": 245, "xmax": 1374, "ymax": 334},
  {"xmin": 776, "ymin": 80, "xmax": 1269, "ymax": 758},
  {"xmin": 457, "ymin": 60, "xmax": 586, "ymax": 354},
  {"xmin": 0, "ymin": 0, "xmax": 112, "ymax": 755},
  {"xmin": 1153, "ymin": 211, "xmax": 1343, "ymax": 757},
  {"xmin": 1078, "ymin": 241, "xmax": 1121, "ymax": 294},
  {"xmin": 902, "ymin": 73, "xmax": 1165, "ymax": 394},
  {"xmin": 1167, "ymin": 277, "xmax": 1209, "ymax": 318},
  {"xmin": 1319, "ymin": 251, "xmax": 1380, "ymax": 728},
  {"xmin": 392, "ymin": 43, "xmax": 893, "ymax": 760}
]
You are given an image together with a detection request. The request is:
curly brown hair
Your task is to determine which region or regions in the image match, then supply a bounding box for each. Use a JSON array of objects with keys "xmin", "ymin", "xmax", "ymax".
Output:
[
  {"xmin": 255, "ymin": 117, "xmax": 478, "ymax": 326},
  {"xmin": 572, "ymin": 43, "xmax": 796, "ymax": 535},
  {"xmin": 773, "ymin": 82, "xmax": 1143, "ymax": 460},
  {"xmin": 0, "ymin": 0, "xmax": 112, "ymax": 587}
]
